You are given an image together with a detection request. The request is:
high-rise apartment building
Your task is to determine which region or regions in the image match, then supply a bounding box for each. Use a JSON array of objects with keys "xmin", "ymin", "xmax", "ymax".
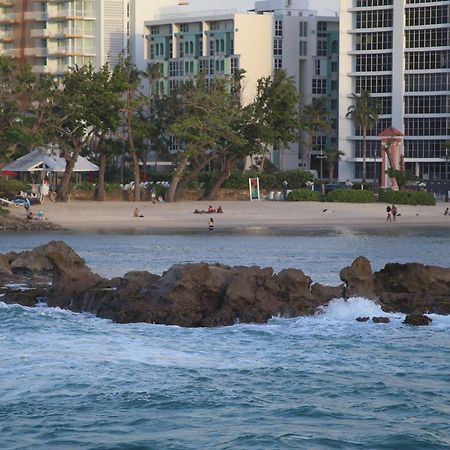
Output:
[
  {"xmin": 0, "ymin": 0, "xmax": 174, "ymax": 73},
  {"xmin": 254, "ymin": 0, "xmax": 339, "ymax": 173},
  {"xmin": 339, "ymin": 0, "xmax": 450, "ymax": 183},
  {"xmin": 143, "ymin": 12, "xmax": 273, "ymax": 106}
]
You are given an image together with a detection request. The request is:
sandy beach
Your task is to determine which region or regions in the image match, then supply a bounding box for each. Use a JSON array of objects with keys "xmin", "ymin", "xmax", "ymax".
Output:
[{"xmin": 9, "ymin": 199, "xmax": 450, "ymax": 232}]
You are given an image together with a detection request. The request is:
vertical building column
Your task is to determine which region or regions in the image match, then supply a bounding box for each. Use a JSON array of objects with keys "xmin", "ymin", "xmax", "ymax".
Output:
[{"xmin": 391, "ymin": 0, "xmax": 405, "ymax": 132}]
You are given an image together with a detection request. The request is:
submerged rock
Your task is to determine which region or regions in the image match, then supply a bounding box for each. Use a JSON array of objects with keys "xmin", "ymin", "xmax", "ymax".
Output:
[
  {"xmin": 372, "ymin": 316, "xmax": 390, "ymax": 324},
  {"xmin": 403, "ymin": 314, "xmax": 433, "ymax": 326},
  {"xmin": 0, "ymin": 242, "xmax": 449, "ymax": 327},
  {"xmin": 356, "ymin": 317, "xmax": 370, "ymax": 322}
]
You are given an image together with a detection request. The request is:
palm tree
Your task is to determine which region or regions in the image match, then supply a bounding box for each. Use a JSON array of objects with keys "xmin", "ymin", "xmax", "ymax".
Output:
[
  {"xmin": 302, "ymin": 97, "xmax": 331, "ymax": 170},
  {"xmin": 323, "ymin": 147, "xmax": 345, "ymax": 183},
  {"xmin": 346, "ymin": 90, "xmax": 379, "ymax": 183}
]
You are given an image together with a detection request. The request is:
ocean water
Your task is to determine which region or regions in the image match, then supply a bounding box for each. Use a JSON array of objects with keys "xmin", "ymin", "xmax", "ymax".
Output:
[{"xmin": 1, "ymin": 227, "xmax": 450, "ymax": 449}]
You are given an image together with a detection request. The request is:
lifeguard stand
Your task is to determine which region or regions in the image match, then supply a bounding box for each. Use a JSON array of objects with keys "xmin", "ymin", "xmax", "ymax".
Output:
[{"xmin": 379, "ymin": 127, "xmax": 404, "ymax": 190}]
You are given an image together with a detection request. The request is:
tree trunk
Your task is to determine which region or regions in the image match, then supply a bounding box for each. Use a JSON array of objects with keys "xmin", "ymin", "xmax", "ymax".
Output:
[
  {"xmin": 202, "ymin": 157, "xmax": 237, "ymax": 201},
  {"xmin": 166, "ymin": 156, "xmax": 188, "ymax": 203},
  {"xmin": 328, "ymin": 162, "xmax": 335, "ymax": 184},
  {"xmin": 56, "ymin": 155, "xmax": 76, "ymax": 202},
  {"xmin": 96, "ymin": 152, "xmax": 107, "ymax": 201},
  {"xmin": 174, "ymin": 153, "xmax": 219, "ymax": 201},
  {"xmin": 362, "ymin": 127, "xmax": 367, "ymax": 183}
]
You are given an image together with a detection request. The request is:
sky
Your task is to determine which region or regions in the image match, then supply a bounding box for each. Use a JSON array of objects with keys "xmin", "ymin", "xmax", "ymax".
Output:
[{"xmin": 182, "ymin": 0, "xmax": 340, "ymax": 16}]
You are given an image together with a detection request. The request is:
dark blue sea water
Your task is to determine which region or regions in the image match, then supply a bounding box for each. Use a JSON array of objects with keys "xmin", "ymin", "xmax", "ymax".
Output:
[{"xmin": 1, "ymin": 227, "xmax": 450, "ymax": 449}]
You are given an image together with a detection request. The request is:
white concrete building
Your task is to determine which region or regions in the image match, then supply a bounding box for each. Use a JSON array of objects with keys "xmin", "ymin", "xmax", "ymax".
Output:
[
  {"xmin": 254, "ymin": 0, "xmax": 339, "ymax": 173},
  {"xmin": 339, "ymin": 0, "xmax": 450, "ymax": 182}
]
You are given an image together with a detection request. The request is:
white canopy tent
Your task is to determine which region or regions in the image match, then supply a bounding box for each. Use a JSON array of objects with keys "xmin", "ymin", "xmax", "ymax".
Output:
[{"xmin": 2, "ymin": 149, "xmax": 99, "ymax": 173}]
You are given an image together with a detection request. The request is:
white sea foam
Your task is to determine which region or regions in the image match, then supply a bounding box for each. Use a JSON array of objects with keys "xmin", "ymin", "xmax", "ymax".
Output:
[{"xmin": 316, "ymin": 297, "xmax": 401, "ymax": 322}]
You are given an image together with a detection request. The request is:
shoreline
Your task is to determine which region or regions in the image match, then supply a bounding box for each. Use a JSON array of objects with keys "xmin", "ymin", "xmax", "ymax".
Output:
[{"xmin": 6, "ymin": 200, "xmax": 450, "ymax": 233}]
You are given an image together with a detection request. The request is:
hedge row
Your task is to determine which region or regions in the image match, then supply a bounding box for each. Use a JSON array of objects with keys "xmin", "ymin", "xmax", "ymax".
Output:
[
  {"xmin": 327, "ymin": 189, "xmax": 376, "ymax": 203},
  {"xmin": 378, "ymin": 190, "xmax": 436, "ymax": 206},
  {"xmin": 0, "ymin": 180, "xmax": 32, "ymax": 195},
  {"xmin": 288, "ymin": 189, "xmax": 321, "ymax": 202}
]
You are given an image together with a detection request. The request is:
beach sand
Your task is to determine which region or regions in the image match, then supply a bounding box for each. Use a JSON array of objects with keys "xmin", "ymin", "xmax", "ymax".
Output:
[{"xmin": 9, "ymin": 199, "xmax": 450, "ymax": 232}]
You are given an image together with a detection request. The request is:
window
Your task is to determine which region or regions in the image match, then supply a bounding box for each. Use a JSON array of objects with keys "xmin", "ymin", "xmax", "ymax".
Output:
[
  {"xmin": 314, "ymin": 59, "xmax": 321, "ymax": 75},
  {"xmin": 312, "ymin": 79, "xmax": 327, "ymax": 94},
  {"xmin": 179, "ymin": 23, "xmax": 189, "ymax": 33},
  {"xmin": 355, "ymin": 75, "xmax": 392, "ymax": 93},
  {"xmin": 299, "ymin": 22, "xmax": 307, "ymax": 37},
  {"xmin": 274, "ymin": 39, "xmax": 282, "ymax": 56},
  {"xmin": 405, "ymin": 73, "xmax": 449, "ymax": 92},
  {"xmin": 299, "ymin": 41, "xmax": 307, "ymax": 56},
  {"xmin": 355, "ymin": 53, "xmax": 392, "ymax": 72},
  {"xmin": 405, "ymin": 50, "xmax": 450, "ymax": 70},
  {"xmin": 274, "ymin": 58, "xmax": 283, "ymax": 69},
  {"xmin": 230, "ymin": 57, "xmax": 239, "ymax": 75},
  {"xmin": 355, "ymin": 31, "xmax": 392, "ymax": 50},
  {"xmin": 356, "ymin": 9, "xmax": 393, "ymax": 29},
  {"xmin": 275, "ymin": 20, "xmax": 283, "ymax": 37},
  {"xmin": 317, "ymin": 39, "xmax": 327, "ymax": 56}
]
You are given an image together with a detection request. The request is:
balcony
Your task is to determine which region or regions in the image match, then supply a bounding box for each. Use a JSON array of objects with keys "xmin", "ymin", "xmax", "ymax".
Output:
[
  {"xmin": 0, "ymin": 13, "xmax": 19, "ymax": 24},
  {"xmin": 24, "ymin": 11, "xmax": 47, "ymax": 21},
  {"xmin": 32, "ymin": 64, "xmax": 67, "ymax": 74},
  {"xmin": 30, "ymin": 28, "xmax": 52, "ymax": 38},
  {"xmin": 0, "ymin": 1, "xmax": 14, "ymax": 6},
  {"xmin": 24, "ymin": 47, "xmax": 48, "ymax": 57},
  {"xmin": 2, "ymin": 48, "xmax": 19, "ymax": 57},
  {"xmin": 47, "ymin": 9, "xmax": 83, "ymax": 20},
  {"xmin": 0, "ymin": 32, "xmax": 14, "ymax": 42}
]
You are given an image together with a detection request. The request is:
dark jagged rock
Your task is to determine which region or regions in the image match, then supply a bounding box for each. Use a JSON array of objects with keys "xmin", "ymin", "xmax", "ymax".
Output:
[
  {"xmin": 0, "ymin": 215, "xmax": 62, "ymax": 231},
  {"xmin": 375, "ymin": 263, "xmax": 450, "ymax": 315},
  {"xmin": 356, "ymin": 317, "xmax": 370, "ymax": 322},
  {"xmin": 0, "ymin": 242, "xmax": 449, "ymax": 327},
  {"xmin": 403, "ymin": 314, "xmax": 433, "ymax": 326},
  {"xmin": 340, "ymin": 256, "xmax": 376, "ymax": 300},
  {"xmin": 372, "ymin": 316, "xmax": 390, "ymax": 324}
]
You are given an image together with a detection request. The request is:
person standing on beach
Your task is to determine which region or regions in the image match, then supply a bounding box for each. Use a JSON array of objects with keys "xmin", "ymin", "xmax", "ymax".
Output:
[
  {"xmin": 391, "ymin": 204, "xmax": 397, "ymax": 221},
  {"xmin": 386, "ymin": 205, "xmax": 392, "ymax": 222},
  {"xmin": 208, "ymin": 218, "xmax": 214, "ymax": 231}
]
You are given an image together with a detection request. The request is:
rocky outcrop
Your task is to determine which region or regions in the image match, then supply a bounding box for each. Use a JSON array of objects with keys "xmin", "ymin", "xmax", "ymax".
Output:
[
  {"xmin": 0, "ymin": 215, "xmax": 62, "ymax": 231},
  {"xmin": 0, "ymin": 242, "xmax": 449, "ymax": 327},
  {"xmin": 340, "ymin": 256, "xmax": 377, "ymax": 300},
  {"xmin": 375, "ymin": 263, "xmax": 450, "ymax": 315}
]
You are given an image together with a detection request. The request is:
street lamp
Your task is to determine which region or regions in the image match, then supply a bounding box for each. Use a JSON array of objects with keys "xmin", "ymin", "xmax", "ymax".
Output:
[{"xmin": 315, "ymin": 147, "xmax": 325, "ymax": 180}]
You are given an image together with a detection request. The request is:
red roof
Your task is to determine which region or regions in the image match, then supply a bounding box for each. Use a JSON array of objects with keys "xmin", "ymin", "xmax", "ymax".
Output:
[{"xmin": 379, "ymin": 127, "xmax": 404, "ymax": 137}]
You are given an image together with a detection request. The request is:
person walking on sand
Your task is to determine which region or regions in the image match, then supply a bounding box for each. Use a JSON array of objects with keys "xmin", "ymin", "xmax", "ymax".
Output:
[
  {"xmin": 208, "ymin": 217, "xmax": 214, "ymax": 231},
  {"xmin": 386, "ymin": 205, "xmax": 392, "ymax": 222},
  {"xmin": 391, "ymin": 204, "xmax": 397, "ymax": 222}
]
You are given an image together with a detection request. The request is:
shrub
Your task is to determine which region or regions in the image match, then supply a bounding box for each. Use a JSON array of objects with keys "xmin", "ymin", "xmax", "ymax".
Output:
[
  {"xmin": 327, "ymin": 189, "xmax": 376, "ymax": 203},
  {"xmin": 74, "ymin": 181, "xmax": 95, "ymax": 192},
  {"xmin": 378, "ymin": 190, "xmax": 435, "ymax": 206},
  {"xmin": 288, "ymin": 188, "xmax": 321, "ymax": 202},
  {"xmin": 147, "ymin": 182, "xmax": 168, "ymax": 197},
  {"xmin": 105, "ymin": 183, "xmax": 122, "ymax": 193},
  {"xmin": 0, "ymin": 179, "xmax": 32, "ymax": 195},
  {"xmin": 282, "ymin": 170, "xmax": 315, "ymax": 189}
]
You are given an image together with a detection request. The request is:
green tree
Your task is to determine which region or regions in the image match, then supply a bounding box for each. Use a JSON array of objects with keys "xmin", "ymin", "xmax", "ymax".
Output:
[
  {"xmin": 167, "ymin": 76, "xmax": 246, "ymax": 202},
  {"xmin": 346, "ymin": 90, "xmax": 379, "ymax": 183},
  {"xmin": 301, "ymin": 96, "xmax": 331, "ymax": 171},
  {"xmin": 253, "ymin": 70, "xmax": 299, "ymax": 171},
  {"xmin": 0, "ymin": 56, "xmax": 37, "ymax": 160},
  {"xmin": 324, "ymin": 147, "xmax": 345, "ymax": 183},
  {"xmin": 113, "ymin": 57, "xmax": 145, "ymax": 201}
]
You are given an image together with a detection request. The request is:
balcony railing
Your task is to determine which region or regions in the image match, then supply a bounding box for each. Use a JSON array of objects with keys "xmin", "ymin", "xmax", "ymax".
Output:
[{"xmin": 24, "ymin": 47, "xmax": 48, "ymax": 57}]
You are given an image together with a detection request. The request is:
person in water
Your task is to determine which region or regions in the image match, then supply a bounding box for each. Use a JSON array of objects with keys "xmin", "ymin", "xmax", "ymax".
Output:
[{"xmin": 208, "ymin": 218, "xmax": 214, "ymax": 231}]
